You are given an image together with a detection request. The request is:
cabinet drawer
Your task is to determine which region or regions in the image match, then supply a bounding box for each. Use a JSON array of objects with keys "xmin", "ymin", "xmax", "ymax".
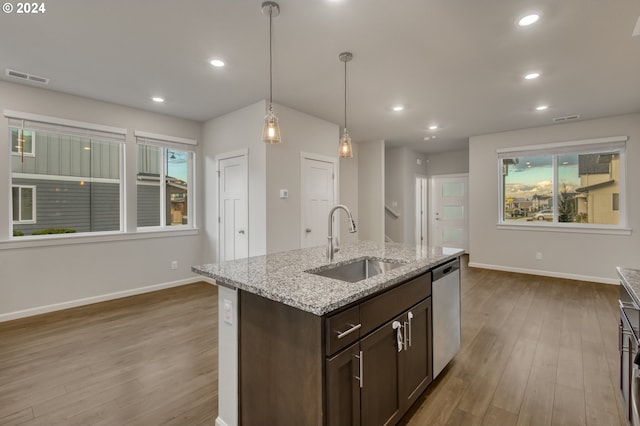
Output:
[
  {"xmin": 326, "ymin": 305, "xmax": 361, "ymax": 356},
  {"xmin": 360, "ymin": 272, "xmax": 431, "ymax": 336}
]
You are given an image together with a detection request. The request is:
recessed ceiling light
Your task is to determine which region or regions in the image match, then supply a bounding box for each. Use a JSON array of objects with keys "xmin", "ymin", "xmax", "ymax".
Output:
[
  {"xmin": 518, "ymin": 14, "xmax": 540, "ymax": 26},
  {"xmin": 524, "ymin": 72, "xmax": 540, "ymax": 80},
  {"xmin": 392, "ymin": 105, "xmax": 404, "ymax": 112},
  {"xmin": 210, "ymin": 59, "xmax": 225, "ymax": 67},
  {"xmin": 428, "ymin": 125, "xmax": 438, "ymax": 130},
  {"xmin": 536, "ymin": 105, "xmax": 548, "ymax": 111},
  {"xmin": 152, "ymin": 97, "xmax": 165, "ymax": 103}
]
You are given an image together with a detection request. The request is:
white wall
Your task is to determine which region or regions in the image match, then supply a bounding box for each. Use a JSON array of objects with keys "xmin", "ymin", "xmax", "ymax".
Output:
[
  {"xmin": 339, "ymin": 144, "xmax": 359, "ymax": 245},
  {"xmin": 202, "ymin": 101, "xmax": 267, "ymax": 262},
  {"xmin": 385, "ymin": 148, "xmax": 405, "ymax": 242},
  {"xmin": 265, "ymin": 104, "xmax": 339, "ymax": 254},
  {"xmin": 358, "ymin": 140, "xmax": 385, "ymax": 244},
  {"xmin": 203, "ymin": 101, "xmax": 347, "ymax": 256},
  {"xmin": 0, "ymin": 81, "xmax": 203, "ymax": 320},
  {"xmin": 385, "ymin": 147, "xmax": 428, "ymax": 244},
  {"xmin": 469, "ymin": 113, "xmax": 640, "ymax": 283},
  {"xmin": 427, "ymin": 148, "xmax": 469, "ymax": 176}
]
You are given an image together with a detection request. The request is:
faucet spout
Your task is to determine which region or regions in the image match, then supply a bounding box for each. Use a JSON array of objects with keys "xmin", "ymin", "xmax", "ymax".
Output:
[{"xmin": 327, "ymin": 204, "xmax": 357, "ymax": 261}]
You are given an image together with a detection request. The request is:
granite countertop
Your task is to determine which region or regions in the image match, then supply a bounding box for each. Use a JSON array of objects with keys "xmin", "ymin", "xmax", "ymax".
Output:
[
  {"xmin": 617, "ymin": 267, "xmax": 640, "ymax": 307},
  {"xmin": 192, "ymin": 240, "xmax": 463, "ymax": 316}
]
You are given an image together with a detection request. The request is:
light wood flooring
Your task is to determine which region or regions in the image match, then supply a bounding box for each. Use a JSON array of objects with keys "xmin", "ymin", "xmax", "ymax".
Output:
[
  {"xmin": 0, "ymin": 256, "xmax": 624, "ymax": 425},
  {"xmin": 0, "ymin": 284, "xmax": 218, "ymax": 426}
]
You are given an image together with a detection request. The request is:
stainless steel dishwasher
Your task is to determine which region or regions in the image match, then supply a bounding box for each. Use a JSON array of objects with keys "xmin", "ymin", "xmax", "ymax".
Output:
[{"xmin": 432, "ymin": 257, "xmax": 461, "ymax": 378}]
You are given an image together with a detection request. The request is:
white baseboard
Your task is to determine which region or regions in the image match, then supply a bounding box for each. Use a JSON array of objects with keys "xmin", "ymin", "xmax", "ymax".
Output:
[
  {"xmin": 0, "ymin": 277, "xmax": 202, "ymax": 323},
  {"xmin": 468, "ymin": 262, "xmax": 619, "ymax": 285}
]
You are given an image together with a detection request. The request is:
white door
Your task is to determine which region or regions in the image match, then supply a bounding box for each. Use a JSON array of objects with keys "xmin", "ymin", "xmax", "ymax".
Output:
[
  {"xmin": 218, "ymin": 154, "xmax": 248, "ymax": 262},
  {"xmin": 415, "ymin": 176, "xmax": 428, "ymax": 248},
  {"xmin": 429, "ymin": 174, "xmax": 469, "ymax": 252},
  {"xmin": 301, "ymin": 155, "xmax": 336, "ymax": 248}
]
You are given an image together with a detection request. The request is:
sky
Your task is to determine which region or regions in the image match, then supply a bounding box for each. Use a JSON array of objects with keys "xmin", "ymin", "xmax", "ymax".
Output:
[{"xmin": 505, "ymin": 154, "xmax": 580, "ymax": 200}]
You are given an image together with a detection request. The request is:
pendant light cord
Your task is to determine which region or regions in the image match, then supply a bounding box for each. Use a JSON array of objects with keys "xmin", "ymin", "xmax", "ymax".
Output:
[
  {"xmin": 269, "ymin": 7, "xmax": 273, "ymax": 106},
  {"xmin": 343, "ymin": 57, "xmax": 347, "ymax": 131}
]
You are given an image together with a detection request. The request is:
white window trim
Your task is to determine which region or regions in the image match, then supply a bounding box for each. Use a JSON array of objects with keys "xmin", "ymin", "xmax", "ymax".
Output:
[
  {"xmin": 12, "ymin": 184, "xmax": 36, "ymax": 224},
  {"xmin": 135, "ymin": 130, "xmax": 197, "ymax": 230},
  {"xmin": 497, "ymin": 135, "xmax": 628, "ymax": 232},
  {"xmin": 8, "ymin": 113, "xmax": 125, "ymax": 238}
]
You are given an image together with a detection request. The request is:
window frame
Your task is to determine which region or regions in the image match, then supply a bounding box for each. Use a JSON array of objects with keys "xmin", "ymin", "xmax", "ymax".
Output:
[
  {"xmin": 134, "ymin": 131, "xmax": 197, "ymax": 231},
  {"xmin": 10, "ymin": 128, "xmax": 35, "ymax": 157},
  {"xmin": 496, "ymin": 136, "xmax": 629, "ymax": 234},
  {"xmin": 6, "ymin": 110, "xmax": 126, "ymax": 239},
  {"xmin": 12, "ymin": 184, "xmax": 36, "ymax": 224}
]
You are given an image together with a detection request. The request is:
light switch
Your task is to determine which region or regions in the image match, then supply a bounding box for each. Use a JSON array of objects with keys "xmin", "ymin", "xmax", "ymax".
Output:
[{"xmin": 279, "ymin": 189, "xmax": 289, "ymax": 199}]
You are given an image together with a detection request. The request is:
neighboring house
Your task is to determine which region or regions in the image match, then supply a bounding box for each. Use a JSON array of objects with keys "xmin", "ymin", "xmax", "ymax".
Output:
[
  {"xmin": 575, "ymin": 153, "xmax": 619, "ymax": 224},
  {"xmin": 532, "ymin": 194, "xmax": 553, "ymax": 211},
  {"xmin": 11, "ymin": 128, "xmax": 121, "ymax": 235}
]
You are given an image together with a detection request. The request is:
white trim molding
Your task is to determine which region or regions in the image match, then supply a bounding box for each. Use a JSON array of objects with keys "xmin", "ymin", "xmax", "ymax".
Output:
[
  {"xmin": 0, "ymin": 276, "xmax": 203, "ymax": 323},
  {"xmin": 468, "ymin": 261, "xmax": 619, "ymax": 285}
]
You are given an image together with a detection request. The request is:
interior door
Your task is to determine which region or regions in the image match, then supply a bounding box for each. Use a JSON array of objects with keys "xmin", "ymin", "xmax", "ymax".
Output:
[
  {"xmin": 301, "ymin": 156, "xmax": 335, "ymax": 248},
  {"xmin": 429, "ymin": 174, "xmax": 469, "ymax": 251},
  {"xmin": 218, "ymin": 154, "xmax": 248, "ymax": 262}
]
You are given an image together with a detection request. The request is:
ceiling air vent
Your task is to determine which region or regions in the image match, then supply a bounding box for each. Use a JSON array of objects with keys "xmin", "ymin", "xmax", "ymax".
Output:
[
  {"xmin": 5, "ymin": 68, "xmax": 50, "ymax": 84},
  {"xmin": 552, "ymin": 114, "xmax": 580, "ymax": 123}
]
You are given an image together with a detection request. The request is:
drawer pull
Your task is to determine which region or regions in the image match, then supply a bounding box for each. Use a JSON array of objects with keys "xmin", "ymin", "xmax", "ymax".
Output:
[
  {"xmin": 336, "ymin": 323, "xmax": 361, "ymax": 339},
  {"xmin": 354, "ymin": 351, "xmax": 363, "ymax": 388}
]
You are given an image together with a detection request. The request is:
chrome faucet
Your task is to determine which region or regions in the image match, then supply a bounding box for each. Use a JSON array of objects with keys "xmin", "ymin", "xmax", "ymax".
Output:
[{"xmin": 327, "ymin": 204, "xmax": 357, "ymax": 261}]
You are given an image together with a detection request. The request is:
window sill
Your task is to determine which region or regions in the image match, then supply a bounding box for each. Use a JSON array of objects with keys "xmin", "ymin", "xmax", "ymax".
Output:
[
  {"xmin": 0, "ymin": 227, "xmax": 200, "ymax": 250},
  {"xmin": 496, "ymin": 222, "xmax": 632, "ymax": 236}
]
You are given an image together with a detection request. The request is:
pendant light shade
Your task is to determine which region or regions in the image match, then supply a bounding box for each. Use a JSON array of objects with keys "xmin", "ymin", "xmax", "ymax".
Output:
[
  {"xmin": 339, "ymin": 52, "xmax": 353, "ymax": 158},
  {"xmin": 262, "ymin": 1, "xmax": 282, "ymax": 144}
]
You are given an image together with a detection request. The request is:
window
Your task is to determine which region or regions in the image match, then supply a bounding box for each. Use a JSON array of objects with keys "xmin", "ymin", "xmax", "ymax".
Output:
[
  {"xmin": 135, "ymin": 131, "xmax": 196, "ymax": 229},
  {"xmin": 11, "ymin": 129, "xmax": 34, "ymax": 156},
  {"xmin": 498, "ymin": 136, "xmax": 627, "ymax": 228},
  {"xmin": 12, "ymin": 185, "xmax": 36, "ymax": 223},
  {"xmin": 7, "ymin": 111, "xmax": 126, "ymax": 238}
]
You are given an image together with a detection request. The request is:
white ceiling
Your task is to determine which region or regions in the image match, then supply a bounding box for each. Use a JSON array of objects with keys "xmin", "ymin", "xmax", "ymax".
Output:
[{"xmin": 1, "ymin": 0, "xmax": 639, "ymax": 154}]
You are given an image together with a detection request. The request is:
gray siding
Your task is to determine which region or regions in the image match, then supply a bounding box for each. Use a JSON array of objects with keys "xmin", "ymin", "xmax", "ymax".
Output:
[
  {"xmin": 11, "ymin": 131, "xmax": 120, "ymax": 179},
  {"xmin": 13, "ymin": 178, "xmax": 120, "ymax": 235},
  {"xmin": 137, "ymin": 183, "xmax": 160, "ymax": 227}
]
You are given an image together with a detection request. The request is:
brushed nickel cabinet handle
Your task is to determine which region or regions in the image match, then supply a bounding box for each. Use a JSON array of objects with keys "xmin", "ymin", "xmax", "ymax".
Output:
[
  {"xmin": 336, "ymin": 323, "xmax": 361, "ymax": 339},
  {"xmin": 354, "ymin": 350, "xmax": 363, "ymax": 389}
]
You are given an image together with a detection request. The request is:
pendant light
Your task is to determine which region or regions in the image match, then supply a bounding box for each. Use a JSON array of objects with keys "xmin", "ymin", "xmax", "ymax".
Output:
[
  {"xmin": 261, "ymin": 1, "xmax": 282, "ymax": 144},
  {"xmin": 338, "ymin": 52, "xmax": 353, "ymax": 158}
]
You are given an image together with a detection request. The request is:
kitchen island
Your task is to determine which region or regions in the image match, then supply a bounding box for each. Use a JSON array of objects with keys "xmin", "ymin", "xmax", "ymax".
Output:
[{"xmin": 192, "ymin": 240, "xmax": 463, "ymax": 426}]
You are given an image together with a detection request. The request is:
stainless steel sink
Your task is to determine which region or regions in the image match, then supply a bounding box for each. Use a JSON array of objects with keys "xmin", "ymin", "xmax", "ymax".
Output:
[{"xmin": 308, "ymin": 258, "xmax": 405, "ymax": 283}]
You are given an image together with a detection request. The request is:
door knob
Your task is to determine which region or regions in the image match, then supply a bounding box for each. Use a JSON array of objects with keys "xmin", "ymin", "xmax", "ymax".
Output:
[
  {"xmin": 305, "ymin": 228, "xmax": 312, "ymax": 233},
  {"xmin": 238, "ymin": 229, "xmax": 245, "ymax": 234}
]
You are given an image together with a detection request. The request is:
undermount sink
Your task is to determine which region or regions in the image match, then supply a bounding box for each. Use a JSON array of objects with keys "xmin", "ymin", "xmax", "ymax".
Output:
[{"xmin": 308, "ymin": 257, "xmax": 405, "ymax": 283}]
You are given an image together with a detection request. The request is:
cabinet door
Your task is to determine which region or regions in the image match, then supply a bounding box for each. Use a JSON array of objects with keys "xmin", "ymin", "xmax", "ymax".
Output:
[
  {"xmin": 326, "ymin": 343, "xmax": 361, "ymax": 426},
  {"xmin": 400, "ymin": 297, "xmax": 432, "ymax": 411},
  {"xmin": 360, "ymin": 318, "xmax": 402, "ymax": 426}
]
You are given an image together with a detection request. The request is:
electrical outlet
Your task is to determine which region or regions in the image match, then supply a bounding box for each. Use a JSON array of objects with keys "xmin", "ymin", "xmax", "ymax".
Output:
[
  {"xmin": 536, "ymin": 252, "xmax": 542, "ymax": 260},
  {"xmin": 171, "ymin": 260, "xmax": 178, "ymax": 270},
  {"xmin": 223, "ymin": 299, "xmax": 233, "ymax": 325}
]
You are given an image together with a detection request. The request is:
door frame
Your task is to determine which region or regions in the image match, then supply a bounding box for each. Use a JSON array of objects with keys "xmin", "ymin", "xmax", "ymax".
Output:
[
  {"xmin": 414, "ymin": 174, "xmax": 428, "ymax": 248},
  {"xmin": 428, "ymin": 173, "xmax": 469, "ymax": 252},
  {"xmin": 215, "ymin": 149, "xmax": 249, "ymax": 263},
  {"xmin": 300, "ymin": 152, "xmax": 339, "ymax": 248}
]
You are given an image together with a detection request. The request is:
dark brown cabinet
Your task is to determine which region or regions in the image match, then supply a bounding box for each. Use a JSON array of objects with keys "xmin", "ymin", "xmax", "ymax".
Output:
[
  {"xmin": 239, "ymin": 270, "xmax": 434, "ymax": 426},
  {"xmin": 326, "ymin": 297, "xmax": 432, "ymax": 426}
]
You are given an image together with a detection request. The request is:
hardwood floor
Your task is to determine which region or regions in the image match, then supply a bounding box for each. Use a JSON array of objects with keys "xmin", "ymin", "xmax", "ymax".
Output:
[
  {"xmin": 400, "ymin": 256, "xmax": 625, "ymax": 426},
  {"xmin": 0, "ymin": 257, "xmax": 624, "ymax": 425},
  {"xmin": 0, "ymin": 284, "xmax": 218, "ymax": 426}
]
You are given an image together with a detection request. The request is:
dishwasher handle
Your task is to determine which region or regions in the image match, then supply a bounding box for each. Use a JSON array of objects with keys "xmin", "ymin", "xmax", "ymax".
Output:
[{"xmin": 432, "ymin": 258, "xmax": 460, "ymax": 282}]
